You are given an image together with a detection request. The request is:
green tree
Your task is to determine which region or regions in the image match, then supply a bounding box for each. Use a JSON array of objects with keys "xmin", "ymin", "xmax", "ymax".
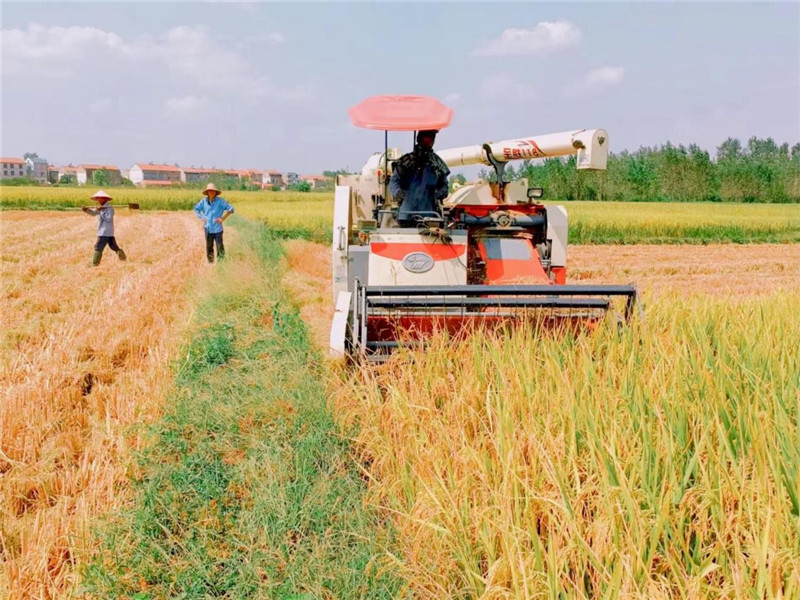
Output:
[
  {"xmin": 323, "ymin": 169, "xmax": 350, "ymax": 178},
  {"xmin": 92, "ymin": 169, "xmax": 111, "ymax": 187},
  {"xmin": 449, "ymin": 173, "xmax": 467, "ymax": 192},
  {"xmin": 288, "ymin": 181, "xmax": 312, "ymax": 192},
  {"xmin": 626, "ymin": 152, "xmax": 659, "ymax": 201}
]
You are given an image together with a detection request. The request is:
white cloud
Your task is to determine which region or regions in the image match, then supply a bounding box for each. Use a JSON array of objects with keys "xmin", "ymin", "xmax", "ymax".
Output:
[
  {"xmin": 480, "ymin": 74, "xmax": 536, "ymax": 101},
  {"xmin": 443, "ymin": 92, "xmax": 462, "ymax": 104},
  {"xmin": 473, "ymin": 21, "xmax": 581, "ymax": 56},
  {"xmin": 89, "ymin": 98, "xmax": 112, "ymax": 114},
  {"xmin": 565, "ymin": 66, "xmax": 625, "ymax": 96},
  {"xmin": 1, "ymin": 23, "xmax": 303, "ymax": 100},
  {"xmin": 1, "ymin": 23, "xmax": 124, "ymax": 75},
  {"xmin": 164, "ymin": 95, "xmax": 209, "ymax": 115},
  {"xmin": 262, "ymin": 32, "xmax": 286, "ymax": 45},
  {"xmin": 584, "ymin": 66, "xmax": 625, "ymax": 87}
]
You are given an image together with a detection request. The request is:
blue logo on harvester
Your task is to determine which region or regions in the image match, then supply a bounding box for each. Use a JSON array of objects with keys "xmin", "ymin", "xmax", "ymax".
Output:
[{"xmin": 402, "ymin": 252, "xmax": 435, "ymax": 273}]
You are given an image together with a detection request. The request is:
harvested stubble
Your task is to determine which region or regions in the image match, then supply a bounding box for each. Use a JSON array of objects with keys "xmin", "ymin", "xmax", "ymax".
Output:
[
  {"xmin": 335, "ymin": 293, "xmax": 800, "ymax": 598},
  {"xmin": 0, "ymin": 211, "xmax": 215, "ymax": 598}
]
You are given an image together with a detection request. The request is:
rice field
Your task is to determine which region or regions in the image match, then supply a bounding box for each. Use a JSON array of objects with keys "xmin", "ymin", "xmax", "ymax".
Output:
[
  {"xmin": 242, "ymin": 198, "xmax": 800, "ymax": 244},
  {"xmin": 335, "ymin": 294, "xmax": 800, "ymax": 598},
  {"xmin": 3, "ymin": 186, "xmax": 800, "ymax": 244},
  {"xmin": 281, "ymin": 238, "xmax": 800, "ymax": 597},
  {"xmin": 0, "ymin": 185, "xmax": 328, "ymax": 211},
  {"xmin": 3, "ymin": 201, "xmax": 799, "ymax": 598},
  {"xmin": 0, "ymin": 211, "xmax": 217, "ymax": 598}
]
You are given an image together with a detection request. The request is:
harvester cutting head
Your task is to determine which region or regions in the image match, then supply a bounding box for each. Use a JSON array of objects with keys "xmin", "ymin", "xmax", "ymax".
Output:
[{"xmin": 330, "ymin": 95, "xmax": 638, "ymax": 361}]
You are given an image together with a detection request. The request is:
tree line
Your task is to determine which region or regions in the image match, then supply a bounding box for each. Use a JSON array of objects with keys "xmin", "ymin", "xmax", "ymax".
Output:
[{"xmin": 475, "ymin": 136, "xmax": 800, "ymax": 203}]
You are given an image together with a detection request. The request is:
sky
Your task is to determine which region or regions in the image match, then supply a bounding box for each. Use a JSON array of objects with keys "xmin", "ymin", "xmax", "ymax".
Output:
[{"xmin": 1, "ymin": 1, "xmax": 798, "ymax": 176}]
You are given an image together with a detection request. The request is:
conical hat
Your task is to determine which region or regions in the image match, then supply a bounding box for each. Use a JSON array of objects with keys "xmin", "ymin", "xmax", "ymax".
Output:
[{"xmin": 91, "ymin": 190, "xmax": 112, "ymax": 200}]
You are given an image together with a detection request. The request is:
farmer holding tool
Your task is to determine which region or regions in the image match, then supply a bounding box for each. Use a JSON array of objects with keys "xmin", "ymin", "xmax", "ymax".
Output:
[
  {"xmin": 193, "ymin": 182, "xmax": 234, "ymax": 263},
  {"xmin": 82, "ymin": 190, "xmax": 127, "ymax": 267}
]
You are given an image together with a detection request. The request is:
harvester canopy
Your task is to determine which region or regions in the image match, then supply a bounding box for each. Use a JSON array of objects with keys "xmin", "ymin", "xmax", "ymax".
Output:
[{"xmin": 348, "ymin": 95, "xmax": 453, "ymax": 131}]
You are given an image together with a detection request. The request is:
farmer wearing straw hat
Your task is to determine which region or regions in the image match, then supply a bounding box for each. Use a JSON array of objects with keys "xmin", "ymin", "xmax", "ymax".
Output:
[
  {"xmin": 82, "ymin": 190, "xmax": 127, "ymax": 267},
  {"xmin": 193, "ymin": 182, "xmax": 234, "ymax": 263}
]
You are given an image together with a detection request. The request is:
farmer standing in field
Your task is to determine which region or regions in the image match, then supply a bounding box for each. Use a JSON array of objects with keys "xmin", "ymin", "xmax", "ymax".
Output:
[
  {"xmin": 193, "ymin": 182, "xmax": 234, "ymax": 263},
  {"xmin": 82, "ymin": 189, "xmax": 127, "ymax": 267}
]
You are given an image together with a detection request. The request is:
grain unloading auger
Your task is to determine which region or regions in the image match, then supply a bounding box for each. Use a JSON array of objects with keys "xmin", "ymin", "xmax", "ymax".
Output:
[{"xmin": 330, "ymin": 95, "xmax": 638, "ymax": 361}]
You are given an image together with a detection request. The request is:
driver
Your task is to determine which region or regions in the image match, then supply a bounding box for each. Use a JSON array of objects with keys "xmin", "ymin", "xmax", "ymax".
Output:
[{"xmin": 389, "ymin": 129, "xmax": 450, "ymax": 226}]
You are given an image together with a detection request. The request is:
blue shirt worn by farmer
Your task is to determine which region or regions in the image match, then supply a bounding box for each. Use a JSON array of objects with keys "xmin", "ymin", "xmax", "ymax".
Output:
[{"xmin": 193, "ymin": 197, "xmax": 234, "ymax": 234}]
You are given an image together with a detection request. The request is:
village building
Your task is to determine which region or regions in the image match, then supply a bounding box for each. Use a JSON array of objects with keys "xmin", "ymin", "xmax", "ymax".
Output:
[
  {"xmin": 180, "ymin": 167, "xmax": 214, "ymax": 184},
  {"xmin": 262, "ymin": 170, "xmax": 283, "ymax": 189},
  {"xmin": 25, "ymin": 156, "xmax": 49, "ymax": 183},
  {"xmin": 129, "ymin": 163, "xmax": 182, "ymax": 186},
  {"xmin": 283, "ymin": 172, "xmax": 300, "ymax": 187},
  {"xmin": 57, "ymin": 165, "xmax": 78, "ymax": 183},
  {"xmin": 300, "ymin": 174, "xmax": 329, "ymax": 189},
  {"xmin": 233, "ymin": 169, "xmax": 263, "ymax": 186},
  {"xmin": 1, "ymin": 157, "xmax": 26, "ymax": 179},
  {"xmin": 47, "ymin": 165, "xmax": 59, "ymax": 184},
  {"xmin": 77, "ymin": 164, "xmax": 122, "ymax": 186}
]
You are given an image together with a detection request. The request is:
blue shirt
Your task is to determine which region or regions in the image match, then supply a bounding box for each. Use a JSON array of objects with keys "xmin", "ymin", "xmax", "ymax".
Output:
[{"xmin": 193, "ymin": 197, "xmax": 234, "ymax": 234}]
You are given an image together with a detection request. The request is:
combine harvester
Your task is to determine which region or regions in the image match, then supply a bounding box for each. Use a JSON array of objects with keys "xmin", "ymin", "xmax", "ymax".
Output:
[{"xmin": 330, "ymin": 95, "xmax": 638, "ymax": 360}]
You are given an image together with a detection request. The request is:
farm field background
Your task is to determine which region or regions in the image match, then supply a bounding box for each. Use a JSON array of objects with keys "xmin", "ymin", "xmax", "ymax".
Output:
[
  {"xmin": 2, "ymin": 201, "xmax": 799, "ymax": 597},
  {"xmin": 2, "ymin": 185, "xmax": 800, "ymax": 244}
]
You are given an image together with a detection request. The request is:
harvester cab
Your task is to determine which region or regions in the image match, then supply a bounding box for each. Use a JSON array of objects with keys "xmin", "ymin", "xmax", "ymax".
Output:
[{"xmin": 331, "ymin": 95, "xmax": 638, "ymax": 360}]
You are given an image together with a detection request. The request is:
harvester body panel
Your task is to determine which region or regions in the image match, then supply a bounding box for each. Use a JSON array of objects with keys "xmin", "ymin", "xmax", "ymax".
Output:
[{"xmin": 367, "ymin": 231, "xmax": 467, "ymax": 286}]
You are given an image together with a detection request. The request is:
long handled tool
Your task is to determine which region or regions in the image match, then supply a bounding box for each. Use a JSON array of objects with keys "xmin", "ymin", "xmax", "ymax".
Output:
[
  {"xmin": 85, "ymin": 203, "xmax": 140, "ymax": 210},
  {"xmin": 70, "ymin": 203, "xmax": 140, "ymax": 211}
]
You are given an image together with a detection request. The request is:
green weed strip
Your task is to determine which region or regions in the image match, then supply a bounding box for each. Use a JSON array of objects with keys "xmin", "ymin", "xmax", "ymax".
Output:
[{"xmin": 82, "ymin": 219, "xmax": 399, "ymax": 598}]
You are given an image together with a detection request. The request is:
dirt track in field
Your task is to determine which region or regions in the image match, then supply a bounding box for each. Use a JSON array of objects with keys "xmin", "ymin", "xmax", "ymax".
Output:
[{"xmin": 282, "ymin": 240, "xmax": 800, "ymax": 351}]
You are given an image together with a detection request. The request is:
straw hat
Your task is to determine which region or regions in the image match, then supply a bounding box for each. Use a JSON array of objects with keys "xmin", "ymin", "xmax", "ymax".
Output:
[
  {"xmin": 91, "ymin": 190, "xmax": 112, "ymax": 201},
  {"xmin": 203, "ymin": 182, "xmax": 221, "ymax": 196}
]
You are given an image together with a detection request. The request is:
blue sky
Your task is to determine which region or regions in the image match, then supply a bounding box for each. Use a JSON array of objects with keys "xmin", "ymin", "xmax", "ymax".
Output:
[{"xmin": 2, "ymin": 1, "xmax": 798, "ymax": 175}]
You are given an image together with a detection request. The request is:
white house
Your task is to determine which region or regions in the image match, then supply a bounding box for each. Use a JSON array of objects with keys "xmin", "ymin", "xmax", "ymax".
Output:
[
  {"xmin": 262, "ymin": 170, "xmax": 283, "ymax": 189},
  {"xmin": 25, "ymin": 157, "xmax": 49, "ymax": 183},
  {"xmin": 77, "ymin": 164, "xmax": 122, "ymax": 185},
  {"xmin": 300, "ymin": 174, "xmax": 329, "ymax": 189},
  {"xmin": 129, "ymin": 163, "xmax": 182, "ymax": 186}
]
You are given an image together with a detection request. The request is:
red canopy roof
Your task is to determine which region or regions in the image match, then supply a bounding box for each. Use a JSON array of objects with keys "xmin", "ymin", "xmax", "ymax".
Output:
[{"xmin": 348, "ymin": 95, "xmax": 453, "ymax": 131}]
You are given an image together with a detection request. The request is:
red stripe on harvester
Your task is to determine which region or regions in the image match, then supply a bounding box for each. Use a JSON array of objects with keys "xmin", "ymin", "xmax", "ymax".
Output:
[{"xmin": 370, "ymin": 242, "xmax": 467, "ymax": 261}]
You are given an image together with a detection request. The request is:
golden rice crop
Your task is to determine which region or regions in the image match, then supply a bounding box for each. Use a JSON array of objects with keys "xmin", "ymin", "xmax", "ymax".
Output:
[
  {"xmin": 0, "ymin": 185, "xmax": 330, "ymax": 211},
  {"xmin": 236, "ymin": 198, "xmax": 332, "ymax": 238},
  {"xmin": 6, "ymin": 186, "xmax": 799, "ymax": 243},
  {"xmin": 0, "ymin": 211, "xmax": 215, "ymax": 598},
  {"xmin": 566, "ymin": 200, "xmax": 800, "ymax": 231},
  {"xmin": 240, "ymin": 199, "xmax": 800, "ymax": 243},
  {"xmin": 334, "ymin": 292, "xmax": 800, "ymax": 598}
]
